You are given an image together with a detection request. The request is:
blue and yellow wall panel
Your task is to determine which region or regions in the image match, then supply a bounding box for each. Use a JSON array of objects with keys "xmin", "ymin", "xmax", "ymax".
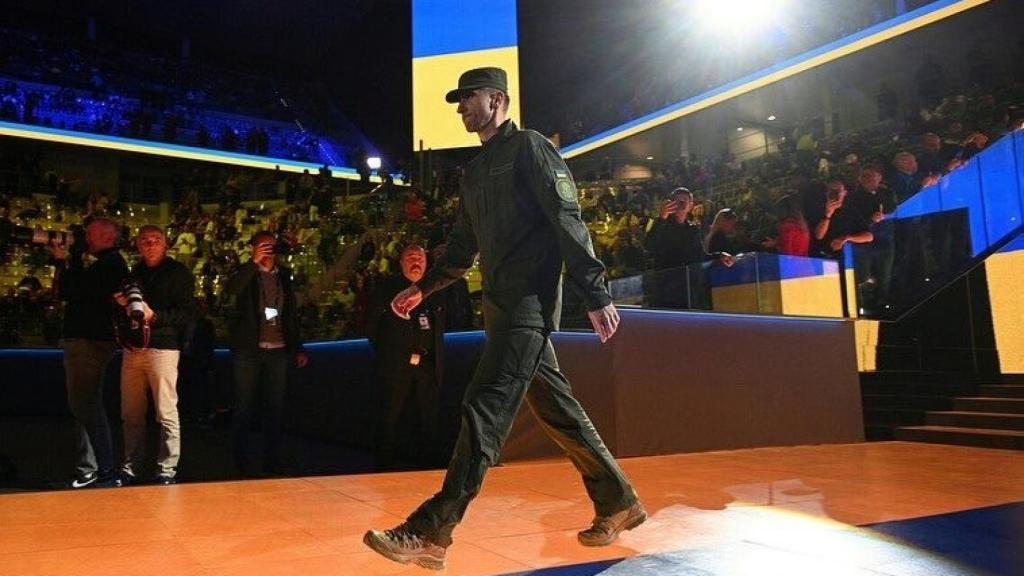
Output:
[
  {"xmin": 412, "ymin": 0, "xmax": 521, "ymax": 151},
  {"xmin": 709, "ymin": 255, "xmax": 843, "ymax": 318},
  {"xmin": 987, "ymin": 236, "xmax": 1024, "ymax": 373}
]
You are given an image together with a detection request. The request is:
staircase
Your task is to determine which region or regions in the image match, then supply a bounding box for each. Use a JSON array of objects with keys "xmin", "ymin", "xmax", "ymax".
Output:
[
  {"xmin": 895, "ymin": 382, "xmax": 1024, "ymax": 450},
  {"xmin": 862, "ymin": 373, "xmax": 1024, "ymax": 450}
]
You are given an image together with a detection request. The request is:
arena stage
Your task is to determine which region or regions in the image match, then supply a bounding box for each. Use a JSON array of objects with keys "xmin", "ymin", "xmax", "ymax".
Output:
[{"xmin": 0, "ymin": 441, "xmax": 1021, "ymax": 575}]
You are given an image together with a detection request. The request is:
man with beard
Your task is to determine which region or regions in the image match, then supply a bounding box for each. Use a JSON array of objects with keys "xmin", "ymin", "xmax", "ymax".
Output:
[{"xmin": 366, "ymin": 244, "xmax": 449, "ymax": 470}]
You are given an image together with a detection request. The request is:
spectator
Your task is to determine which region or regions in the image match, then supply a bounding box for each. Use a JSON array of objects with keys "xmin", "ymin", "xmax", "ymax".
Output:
[
  {"xmin": 813, "ymin": 178, "xmax": 874, "ymax": 258},
  {"xmin": 172, "ymin": 225, "xmax": 198, "ymax": 269},
  {"xmin": 221, "ymin": 231, "xmax": 308, "ymax": 477},
  {"xmin": 16, "ymin": 267, "xmax": 42, "ymax": 296},
  {"xmin": 643, "ymin": 187, "xmax": 734, "ymax": 308},
  {"xmin": 763, "ymin": 194, "xmax": 810, "ymax": 257},
  {"xmin": 888, "ymin": 151, "xmax": 939, "ymax": 203},
  {"xmin": 705, "ymin": 208, "xmax": 740, "ymax": 255},
  {"xmin": 403, "ymin": 191, "xmax": 426, "ymax": 222},
  {"xmin": 847, "ymin": 169, "xmax": 897, "ymax": 313}
]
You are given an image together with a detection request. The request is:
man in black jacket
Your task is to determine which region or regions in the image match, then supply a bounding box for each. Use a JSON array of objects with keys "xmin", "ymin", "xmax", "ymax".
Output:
[
  {"xmin": 114, "ymin": 225, "xmax": 195, "ymax": 485},
  {"xmin": 367, "ymin": 244, "xmax": 449, "ymax": 470},
  {"xmin": 642, "ymin": 187, "xmax": 734, "ymax": 309},
  {"xmin": 365, "ymin": 67, "xmax": 643, "ymax": 571},
  {"xmin": 49, "ymin": 217, "xmax": 128, "ymax": 488},
  {"xmin": 222, "ymin": 231, "xmax": 308, "ymax": 476}
]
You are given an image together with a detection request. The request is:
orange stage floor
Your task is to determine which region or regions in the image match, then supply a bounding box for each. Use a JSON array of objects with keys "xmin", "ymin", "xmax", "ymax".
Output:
[{"xmin": 1, "ymin": 441, "xmax": 1022, "ymax": 575}]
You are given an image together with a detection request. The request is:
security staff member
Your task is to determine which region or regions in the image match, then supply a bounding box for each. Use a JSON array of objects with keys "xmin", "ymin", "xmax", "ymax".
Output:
[
  {"xmin": 364, "ymin": 67, "xmax": 644, "ymax": 571},
  {"xmin": 367, "ymin": 244, "xmax": 447, "ymax": 470}
]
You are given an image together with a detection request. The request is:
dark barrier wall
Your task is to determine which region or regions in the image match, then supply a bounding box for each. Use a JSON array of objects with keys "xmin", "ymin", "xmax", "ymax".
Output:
[
  {"xmin": 503, "ymin": 309, "xmax": 864, "ymax": 460},
  {"xmin": 0, "ymin": 308, "xmax": 862, "ymax": 466}
]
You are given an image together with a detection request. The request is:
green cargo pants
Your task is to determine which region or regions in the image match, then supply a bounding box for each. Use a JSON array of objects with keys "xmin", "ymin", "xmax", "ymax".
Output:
[{"xmin": 407, "ymin": 327, "xmax": 637, "ymax": 547}]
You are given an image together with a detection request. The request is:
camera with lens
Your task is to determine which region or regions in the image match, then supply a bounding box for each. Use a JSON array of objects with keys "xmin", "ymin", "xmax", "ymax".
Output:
[
  {"xmin": 115, "ymin": 278, "xmax": 151, "ymax": 350},
  {"xmin": 121, "ymin": 279, "xmax": 147, "ymax": 324},
  {"xmin": 0, "ymin": 221, "xmax": 84, "ymax": 251}
]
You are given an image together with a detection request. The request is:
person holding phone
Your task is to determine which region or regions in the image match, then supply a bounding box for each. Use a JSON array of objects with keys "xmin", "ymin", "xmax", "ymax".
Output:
[
  {"xmin": 814, "ymin": 178, "xmax": 874, "ymax": 258},
  {"xmin": 221, "ymin": 231, "xmax": 308, "ymax": 477}
]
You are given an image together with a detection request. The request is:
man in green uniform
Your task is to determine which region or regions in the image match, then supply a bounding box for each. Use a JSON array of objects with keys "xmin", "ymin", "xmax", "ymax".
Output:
[{"xmin": 364, "ymin": 67, "xmax": 645, "ymax": 571}]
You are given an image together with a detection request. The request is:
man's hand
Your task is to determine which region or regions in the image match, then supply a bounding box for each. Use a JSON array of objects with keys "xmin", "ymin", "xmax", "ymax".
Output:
[
  {"xmin": 49, "ymin": 239, "xmax": 67, "ymax": 261},
  {"xmin": 113, "ymin": 291, "xmax": 128, "ymax": 307},
  {"xmin": 391, "ymin": 285, "xmax": 423, "ymax": 320},
  {"xmin": 658, "ymin": 199, "xmax": 679, "ymax": 220},
  {"xmin": 871, "ymin": 211, "xmax": 885, "ymax": 223},
  {"xmin": 587, "ymin": 303, "xmax": 620, "ymax": 344},
  {"xmin": 718, "ymin": 253, "xmax": 736, "ymax": 267},
  {"xmin": 295, "ymin": 351, "xmax": 309, "ymax": 368},
  {"xmin": 824, "ymin": 198, "xmax": 842, "ymax": 218},
  {"xmin": 141, "ymin": 302, "xmax": 155, "ymax": 323},
  {"xmin": 921, "ymin": 174, "xmax": 940, "ymax": 188},
  {"xmin": 830, "ymin": 236, "xmax": 848, "ymax": 252},
  {"xmin": 252, "ymin": 242, "xmax": 275, "ymax": 268}
]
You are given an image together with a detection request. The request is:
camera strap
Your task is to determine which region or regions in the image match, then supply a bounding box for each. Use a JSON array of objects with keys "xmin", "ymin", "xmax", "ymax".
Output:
[{"xmin": 114, "ymin": 317, "xmax": 152, "ymax": 350}]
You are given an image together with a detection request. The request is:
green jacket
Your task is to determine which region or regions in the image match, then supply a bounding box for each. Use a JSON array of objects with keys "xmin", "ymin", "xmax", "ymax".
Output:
[{"xmin": 418, "ymin": 120, "xmax": 611, "ymax": 332}]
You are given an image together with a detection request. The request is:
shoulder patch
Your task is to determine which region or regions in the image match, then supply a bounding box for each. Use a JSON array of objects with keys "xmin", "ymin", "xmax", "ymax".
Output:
[{"xmin": 556, "ymin": 178, "xmax": 577, "ymax": 203}]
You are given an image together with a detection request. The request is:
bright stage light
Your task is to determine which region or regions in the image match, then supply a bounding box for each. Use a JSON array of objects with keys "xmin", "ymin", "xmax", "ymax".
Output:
[
  {"xmin": 694, "ymin": 0, "xmax": 787, "ymax": 34},
  {"xmin": 366, "ymin": 156, "xmax": 382, "ymax": 170}
]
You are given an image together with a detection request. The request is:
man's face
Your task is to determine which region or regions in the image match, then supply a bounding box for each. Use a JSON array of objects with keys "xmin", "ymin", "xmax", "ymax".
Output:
[
  {"xmin": 672, "ymin": 193, "xmax": 693, "ymax": 215},
  {"xmin": 400, "ymin": 248, "xmax": 427, "ymax": 283},
  {"xmin": 895, "ymin": 154, "xmax": 918, "ymax": 175},
  {"xmin": 137, "ymin": 231, "xmax": 167, "ymax": 265},
  {"xmin": 84, "ymin": 222, "xmax": 114, "ymax": 253},
  {"xmin": 457, "ymin": 89, "xmax": 496, "ymax": 134},
  {"xmin": 859, "ymin": 170, "xmax": 882, "ymax": 191},
  {"xmin": 922, "ymin": 135, "xmax": 941, "ymax": 153}
]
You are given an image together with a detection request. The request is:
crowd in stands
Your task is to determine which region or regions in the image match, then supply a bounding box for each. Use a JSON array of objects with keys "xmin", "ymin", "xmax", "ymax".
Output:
[
  {"xmin": 578, "ymin": 80, "xmax": 1023, "ymax": 289},
  {"xmin": 0, "ymin": 145, "xmax": 464, "ymax": 347},
  {"xmin": 0, "ymin": 27, "xmax": 362, "ymax": 165},
  {"xmin": 2, "ymin": 63, "xmax": 1022, "ymax": 345}
]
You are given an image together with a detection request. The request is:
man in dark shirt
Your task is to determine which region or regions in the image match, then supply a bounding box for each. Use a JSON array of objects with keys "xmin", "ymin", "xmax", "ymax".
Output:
[
  {"xmin": 365, "ymin": 67, "xmax": 643, "ymax": 571},
  {"xmin": 814, "ymin": 178, "xmax": 874, "ymax": 259},
  {"xmin": 846, "ymin": 169, "xmax": 897, "ymax": 312},
  {"xmin": 222, "ymin": 231, "xmax": 308, "ymax": 477},
  {"xmin": 642, "ymin": 187, "xmax": 734, "ymax": 308},
  {"xmin": 114, "ymin": 225, "xmax": 195, "ymax": 485},
  {"xmin": 367, "ymin": 244, "xmax": 449, "ymax": 470},
  {"xmin": 49, "ymin": 217, "xmax": 128, "ymax": 488},
  {"xmin": 888, "ymin": 152, "xmax": 939, "ymax": 204}
]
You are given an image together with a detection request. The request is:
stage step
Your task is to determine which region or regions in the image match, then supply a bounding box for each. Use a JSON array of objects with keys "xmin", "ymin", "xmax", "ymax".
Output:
[
  {"xmin": 895, "ymin": 426, "xmax": 1024, "ymax": 450},
  {"xmin": 863, "ymin": 408, "xmax": 926, "ymax": 427},
  {"xmin": 952, "ymin": 397, "xmax": 1024, "ymax": 414},
  {"xmin": 977, "ymin": 385, "xmax": 1024, "ymax": 398},
  {"xmin": 925, "ymin": 411, "xmax": 1024, "ymax": 431}
]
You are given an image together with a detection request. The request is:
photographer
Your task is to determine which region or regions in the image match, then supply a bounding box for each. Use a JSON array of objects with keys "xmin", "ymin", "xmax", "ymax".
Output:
[
  {"xmin": 114, "ymin": 225, "xmax": 195, "ymax": 485},
  {"xmin": 222, "ymin": 231, "xmax": 308, "ymax": 477},
  {"xmin": 49, "ymin": 217, "xmax": 128, "ymax": 489}
]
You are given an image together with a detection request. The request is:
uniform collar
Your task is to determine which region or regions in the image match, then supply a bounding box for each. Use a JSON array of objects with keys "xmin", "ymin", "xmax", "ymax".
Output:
[{"xmin": 482, "ymin": 119, "xmax": 517, "ymax": 149}]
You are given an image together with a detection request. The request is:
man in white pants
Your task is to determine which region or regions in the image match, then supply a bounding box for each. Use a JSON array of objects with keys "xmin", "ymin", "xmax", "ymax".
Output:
[{"xmin": 115, "ymin": 225, "xmax": 196, "ymax": 484}]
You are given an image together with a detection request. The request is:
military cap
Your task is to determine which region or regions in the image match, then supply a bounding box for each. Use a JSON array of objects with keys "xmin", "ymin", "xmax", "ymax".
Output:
[{"xmin": 445, "ymin": 67, "xmax": 508, "ymax": 103}]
